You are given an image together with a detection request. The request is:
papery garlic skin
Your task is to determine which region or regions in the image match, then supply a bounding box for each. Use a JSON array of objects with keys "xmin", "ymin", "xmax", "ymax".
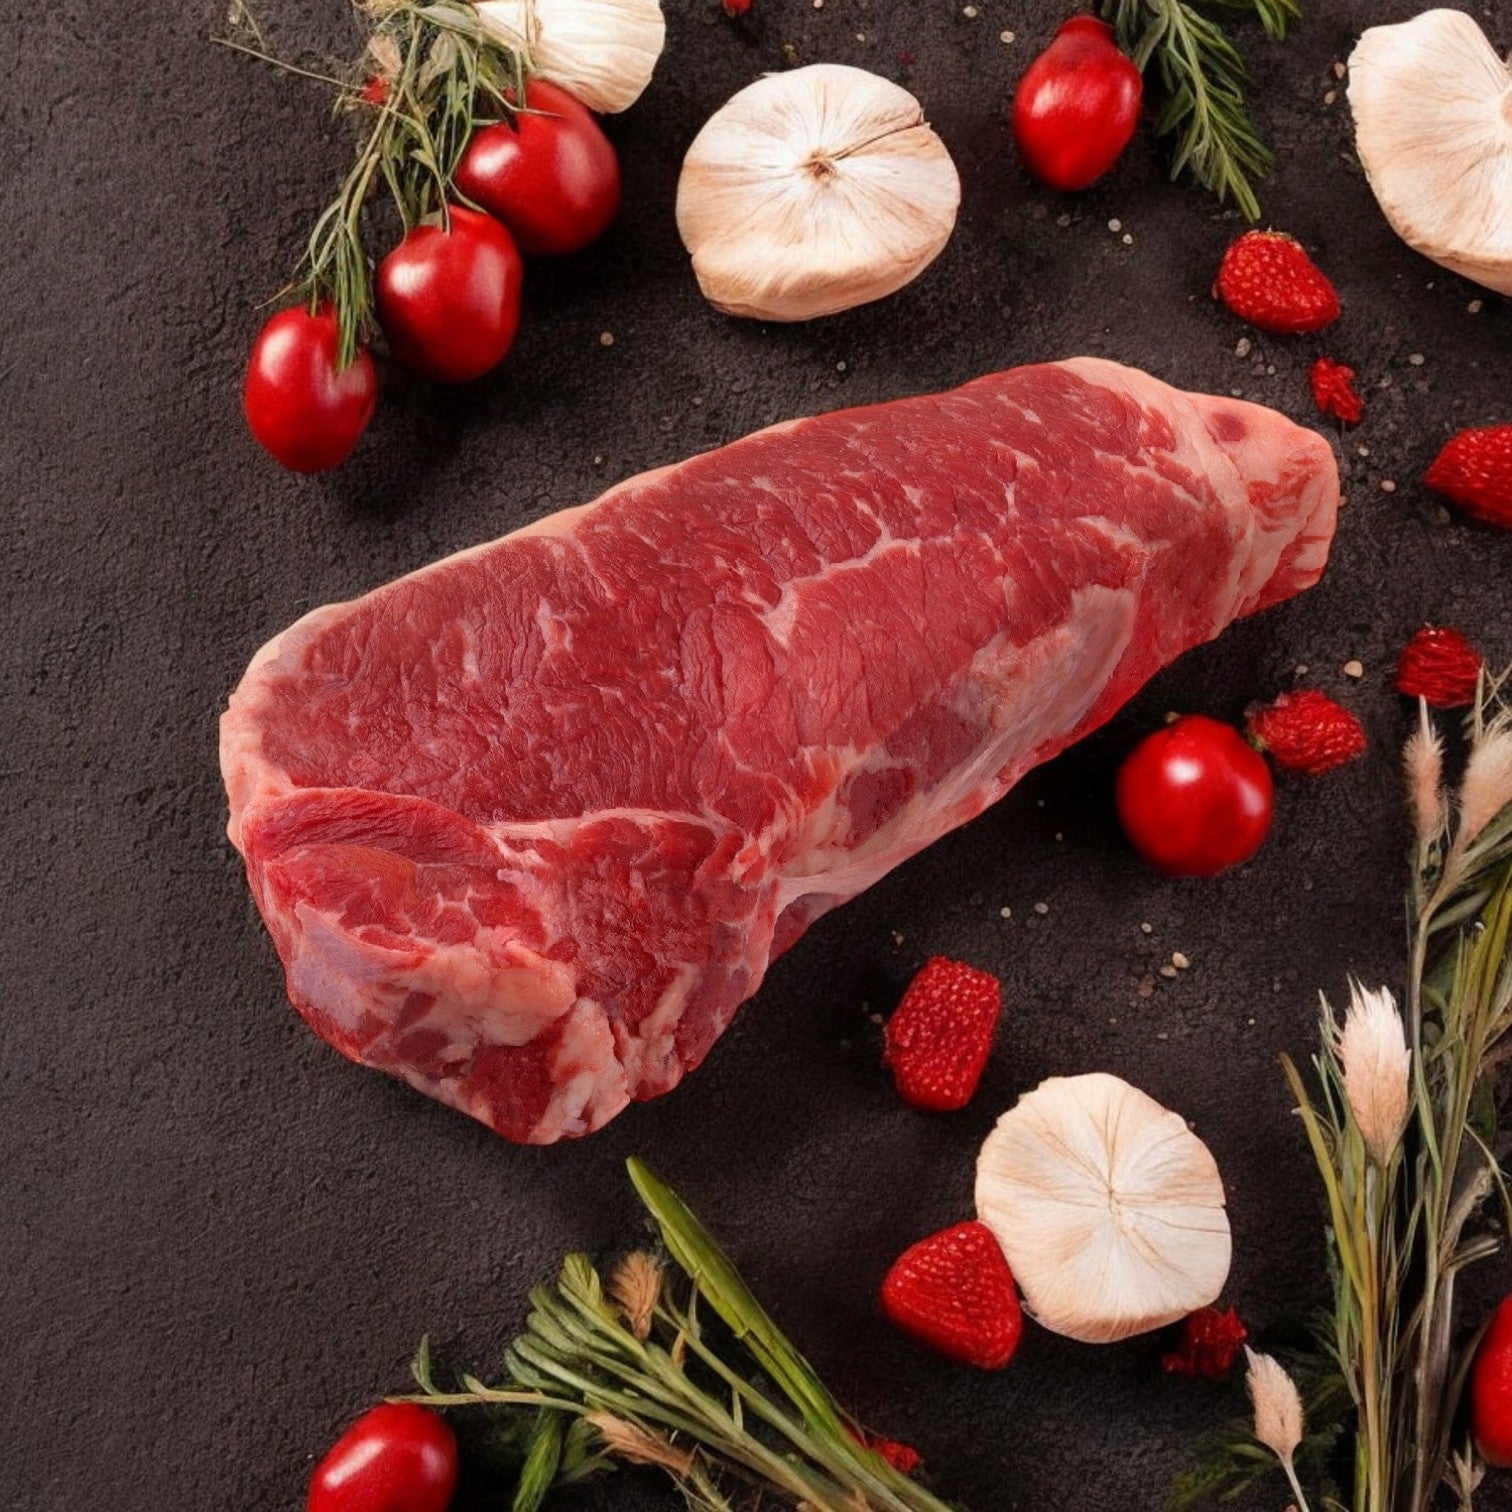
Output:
[
  {"xmin": 975, "ymin": 1072, "xmax": 1231, "ymax": 1344},
  {"xmin": 1348, "ymin": 10, "xmax": 1512, "ymax": 296},
  {"xmin": 676, "ymin": 64, "xmax": 961, "ymax": 322},
  {"xmin": 472, "ymin": 0, "xmax": 666, "ymax": 114}
]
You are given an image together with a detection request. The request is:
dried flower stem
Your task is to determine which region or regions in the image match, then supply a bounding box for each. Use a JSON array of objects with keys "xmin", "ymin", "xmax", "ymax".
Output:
[
  {"xmin": 1282, "ymin": 680, "xmax": 1512, "ymax": 1512},
  {"xmin": 1185, "ymin": 676, "xmax": 1512, "ymax": 1511}
]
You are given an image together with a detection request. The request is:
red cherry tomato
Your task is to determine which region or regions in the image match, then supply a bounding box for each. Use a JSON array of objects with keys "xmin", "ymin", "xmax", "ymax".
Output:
[
  {"xmin": 306, "ymin": 1403, "xmax": 458, "ymax": 1512},
  {"xmin": 376, "ymin": 206, "xmax": 523, "ymax": 382},
  {"xmin": 243, "ymin": 305, "xmax": 378, "ymax": 473},
  {"xmin": 1115, "ymin": 715, "xmax": 1274, "ymax": 877},
  {"xmin": 1012, "ymin": 16, "xmax": 1143, "ymax": 192},
  {"xmin": 1473, "ymin": 1295, "xmax": 1512, "ymax": 1467},
  {"xmin": 454, "ymin": 79, "xmax": 621, "ymax": 256}
]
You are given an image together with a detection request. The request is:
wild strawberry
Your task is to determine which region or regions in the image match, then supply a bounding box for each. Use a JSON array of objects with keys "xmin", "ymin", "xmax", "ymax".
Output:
[
  {"xmin": 883, "ymin": 956, "xmax": 1002, "ymax": 1112},
  {"xmin": 358, "ymin": 75, "xmax": 390, "ymax": 107},
  {"xmin": 1425, "ymin": 424, "xmax": 1512, "ymax": 529},
  {"xmin": 1246, "ymin": 689, "xmax": 1367, "ymax": 776},
  {"xmin": 1396, "ymin": 626, "xmax": 1483, "ymax": 708},
  {"xmin": 1161, "ymin": 1305, "xmax": 1248, "ymax": 1382},
  {"xmin": 1310, "ymin": 357, "xmax": 1365, "ymax": 424},
  {"xmin": 880, "ymin": 1221, "xmax": 1023, "ymax": 1370},
  {"xmin": 721, "ymin": 0, "xmax": 751, "ymax": 14},
  {"xmin": 1214, "ymin": 231, "xmax": 1341, "ymax": 334},
  {"xmin": 846, "ymin": 1426, "xmax": 923, "ymax": 1475}
]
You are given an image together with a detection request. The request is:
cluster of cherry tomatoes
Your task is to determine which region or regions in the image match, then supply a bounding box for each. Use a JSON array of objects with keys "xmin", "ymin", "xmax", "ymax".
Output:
[{"xmin": 244, "ymin": 80, "xmax": 620, "ymax": 473}]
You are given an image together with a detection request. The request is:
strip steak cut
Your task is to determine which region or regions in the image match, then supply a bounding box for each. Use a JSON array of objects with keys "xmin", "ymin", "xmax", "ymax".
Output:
[{"xmin": 222, "ymin": 359, "xmax": 1338, "ymax": 1143}]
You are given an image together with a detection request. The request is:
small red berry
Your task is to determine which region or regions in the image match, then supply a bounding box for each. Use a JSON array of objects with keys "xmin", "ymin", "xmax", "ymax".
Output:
[
  {"xmin": 1161, "ymin": 1305, "xmax": 1248, "ymax": 1382},
  {"xmin": 1310, "ymin": 357, "xmax": 1365, "ymax": 425},
  {"xmin": 721, "ymin": 0, "xmax": 751, "ymax": 15},
  {"xmin": 1396, "ymin": 626, "xmax": 1483, "ymax": 708},
  {"xmin": 846, "ymin": 1426, "xmax": 923, "ymax": 1475},
  {"xmin": 358, "ymin": 76, "xmax": 390, "ymax": 107},
  {"xmin": 1426, "ymin": 425, "xmax": 1512, "ymax": 529},
  {"xmin": 1246, "ymin": 690, "xmax": 1367, "ymax": 776},
  {"xmin": 883, "ymin": 957, "xmax": 1002, "ymax": 1113},
  {"xmin": 1214, "ymin": 231, "xmax": 1341, "ymax": 334},
  {"xmin": 880, "ymin": 1221, "xmax": 1023, "ymax": 1371}
]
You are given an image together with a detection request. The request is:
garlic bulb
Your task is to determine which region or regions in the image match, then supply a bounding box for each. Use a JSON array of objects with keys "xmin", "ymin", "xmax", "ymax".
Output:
[
  {"xmin": 975, "ymin": 1072, "xmax": 1231, "ymax": 1344},
  {"xmin": 1348, "ymin": 10, "xmax": 1512, "ymax": 296},
  {"xmin": 675, "ymin": 64, "xmax": 960, "ymax": 322},
  {"xmin": 472, "ymin": 0, "xmax": 666, "ymax": 114}
]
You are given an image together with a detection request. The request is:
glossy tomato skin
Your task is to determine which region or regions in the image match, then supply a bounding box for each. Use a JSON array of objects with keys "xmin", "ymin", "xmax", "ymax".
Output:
[
  {"xmin": 1115, "ymin": 715, "xmax": 1274, "ymax": 878},
  {"xmin": 454, "ymin": 79, "xmax": 621, "ymax": 256},
  {"xmin": 1012, "ymin": 16, "xmax": 1143, "ymax": 192},
  {"xmin": 307, "ymin": 1403, "xmax": 458, "ymax": 1512},
  {"xmin": 243, "ymin": 305, "xmax": 378, "ymax": 473},
  {"xmin": 1473, "ymin": 1295, "xmax": 1512, "ymax": 1467},
  {"xmin": 376, "ymin": 206, "xmax": 523, "ymax": 382}
]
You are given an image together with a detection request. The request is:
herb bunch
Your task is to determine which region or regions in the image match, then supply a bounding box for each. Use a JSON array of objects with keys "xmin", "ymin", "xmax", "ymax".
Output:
[
  {"xmin": 403, "ymin": 1159, "xmax": 959, "ymax": 1512},
  {"xmin": 1180, "ymin": 680, "xmax": 1512, "ymax": 1511},
  {"xmin": 222, "ymin": 1, "xmax": 528, "ymax": 365},
  {"xmin": 1100, "ymin": 0, "xmax": 1303, "ymax": 221}
]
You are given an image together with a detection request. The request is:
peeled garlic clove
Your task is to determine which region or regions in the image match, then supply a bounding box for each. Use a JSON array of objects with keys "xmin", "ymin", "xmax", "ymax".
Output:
[
  {"xmin": 975, "ymin": 1072, "xmax": 1231, "ymax": 1344},
  {"xmin": 1348, "ymin": 10, "xmax": 1512, "ymax": 296},
  {"xmin": 472, "ymin": 0, "xmax": 666, "ymax": 114},
  {"xmin": 675, "ymin": 63, "xmax": 961, "ymax": 322}
]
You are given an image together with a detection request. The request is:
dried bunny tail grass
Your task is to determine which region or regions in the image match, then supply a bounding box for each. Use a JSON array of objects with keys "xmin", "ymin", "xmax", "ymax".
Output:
[
  {"xmin": 1245, "ymin": 1348, "xmax": 1305, "ymax": 1466},
  {"xmin": 586, "ymin": 1413, "xmax": 696, "ymax": 1476},
  {"xmin": 1404, "ymin": 702, "xmax": 1447, "ymax": 846},
  {"xmin": 1458, "ymin": 717, "xmax": 1512, "ymax": 848},
  {"xmin": 1337, "ymin": 981, "xmax": 1411, "ymax": 1165},
  {"xmin": 608, "ymin": 1250, "xmax": 662, "ymax": 1341}
]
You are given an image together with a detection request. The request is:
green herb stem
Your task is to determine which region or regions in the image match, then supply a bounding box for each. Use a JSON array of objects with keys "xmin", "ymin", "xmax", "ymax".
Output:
[
  {"xmin": 1100, "ymin": 0, "xmax": 1301, "ymax": 220},
  {"xmin": 405, "ymin": 1164, "xmax": 961, "ymax": 1512},
  {"xmin": 223, "ymin": 0, "xmax": 527, "ymax": 366}
]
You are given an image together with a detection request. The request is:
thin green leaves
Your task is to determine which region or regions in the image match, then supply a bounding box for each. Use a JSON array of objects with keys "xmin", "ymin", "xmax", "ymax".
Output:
[
  {"xmin": 1100, "ymin": 0, "xmax": 1299, "ymax": 221},
  {"xmin": 626, "ymin": 1158, "xmax": 847, "ymax": 1440},
  {"xmin": 223, "ymin": 0, "xmax": 527, "ymax": 365},
  {"xmin": 513, "ymin": 1412, "xmax": 564, "ymax": 1512},
  {"xmin": 402, "ymin": 1166, "xmax": 961, "ymax": 1512}
]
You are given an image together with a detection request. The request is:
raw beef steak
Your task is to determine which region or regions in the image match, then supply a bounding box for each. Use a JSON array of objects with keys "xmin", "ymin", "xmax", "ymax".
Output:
[{"xmin": 222, "ymin": 359, "xmax": 1338, "ymax": 1143}]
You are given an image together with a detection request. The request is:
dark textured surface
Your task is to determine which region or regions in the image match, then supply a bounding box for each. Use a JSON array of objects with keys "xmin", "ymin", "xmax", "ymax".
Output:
[{"xmin": 7, "ymin": 2, "xmax": 1512, "ymax": 1508}]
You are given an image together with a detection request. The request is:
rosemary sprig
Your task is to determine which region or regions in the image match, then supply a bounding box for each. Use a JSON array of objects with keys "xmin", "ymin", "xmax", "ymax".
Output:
[
  {"xmin": 1100, "ymin": 0, "xmax": 1302, "ymax": 221},
  {"xmin": 399, "ymin": 1160, "xmax": 961, "ymax": 1512},
  {"xmin": 222, "ymin": 0, "xmax": 527, "ymax": 365},
  {"xmin": 1181, "ymin": 681, "xmax": 1512, "ymax": 1511}
]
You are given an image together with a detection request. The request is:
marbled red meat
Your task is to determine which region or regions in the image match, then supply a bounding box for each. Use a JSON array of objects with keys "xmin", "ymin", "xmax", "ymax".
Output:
[{"xmin": 221, "ymin": 359, "xmax": 1338, "ymax": 1142}]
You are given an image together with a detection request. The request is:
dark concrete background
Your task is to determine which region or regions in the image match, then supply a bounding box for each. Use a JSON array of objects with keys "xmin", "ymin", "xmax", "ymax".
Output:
[{"xmin": 7, "ymin": 1, "xmax": 1512, "ymax": 1508}]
